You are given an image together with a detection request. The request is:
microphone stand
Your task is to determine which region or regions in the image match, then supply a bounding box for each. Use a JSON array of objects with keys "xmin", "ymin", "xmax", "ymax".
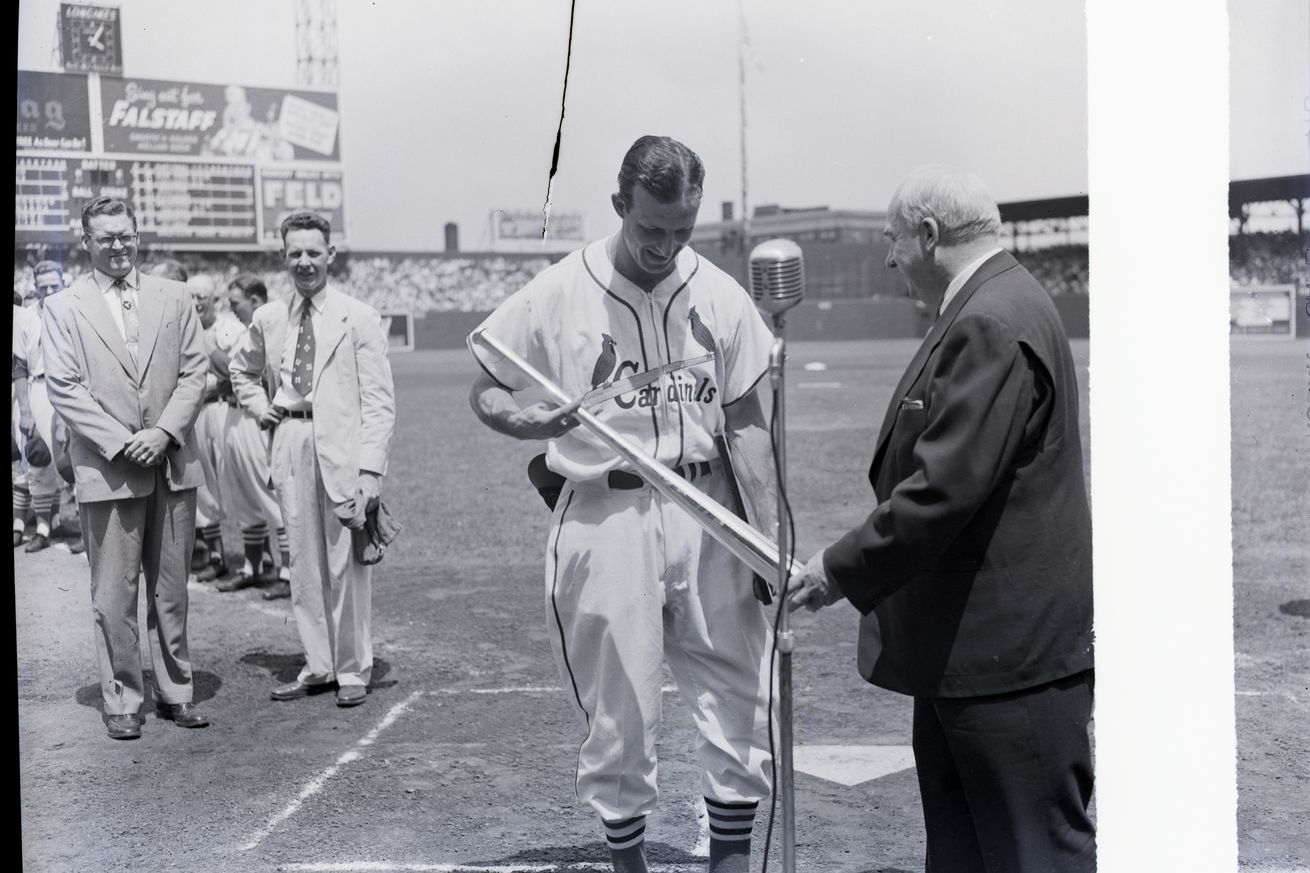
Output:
[{"xmin": 768, "ymin": 311, "xmax": 797, "ymax": 873}]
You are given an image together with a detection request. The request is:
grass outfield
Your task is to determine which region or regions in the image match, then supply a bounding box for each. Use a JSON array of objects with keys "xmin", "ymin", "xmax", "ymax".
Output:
[{"xmin": 15, "ymin": 337, "xmax": 1307, "ymax": 871}]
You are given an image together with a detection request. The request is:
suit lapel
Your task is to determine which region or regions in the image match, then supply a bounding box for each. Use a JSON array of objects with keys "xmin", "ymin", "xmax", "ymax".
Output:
[
  {"xmin": 135, "ymin": 274, "xmax": 167, "ymax": 376},
  {"xmin": 871, "ymin": 251, "xmax": 1020, "ymax": 467},
  {"xmin": 71, "ymin": 280, "xmax": 138, "ymax": 380},
  {"xmin": 265, "ymin": 296, "xmax": 293, "ymax": 394},
  {"xmin": 313, "ymin": 288, "xmax": 348, "ymax": 392}
]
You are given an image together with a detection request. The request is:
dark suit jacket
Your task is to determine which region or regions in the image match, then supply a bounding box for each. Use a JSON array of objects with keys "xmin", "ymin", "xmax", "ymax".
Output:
[{"xmin": 824, "ymin": 251, "xmax": 1092, "ymax": 698}]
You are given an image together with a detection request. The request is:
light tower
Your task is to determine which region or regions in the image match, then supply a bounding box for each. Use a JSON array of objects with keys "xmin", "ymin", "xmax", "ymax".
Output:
[{"xmin": 295, "ymin": 0, "xmax": 339, "ymax": 88}]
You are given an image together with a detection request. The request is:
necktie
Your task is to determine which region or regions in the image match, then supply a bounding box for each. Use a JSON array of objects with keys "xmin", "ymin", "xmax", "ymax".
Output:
[
  {"xmin": 114, "ymin": 279, "xmax": 139, "ymax": 363},
  {"xmin": 291, "ymin": 297, "xmax": 315, "ymax": 398}
]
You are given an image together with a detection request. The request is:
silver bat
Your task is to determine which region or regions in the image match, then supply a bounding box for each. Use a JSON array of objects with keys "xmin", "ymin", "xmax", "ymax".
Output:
[{"xmin": 470, "ymin": 328, "xmax": 800, "ymax": 585}]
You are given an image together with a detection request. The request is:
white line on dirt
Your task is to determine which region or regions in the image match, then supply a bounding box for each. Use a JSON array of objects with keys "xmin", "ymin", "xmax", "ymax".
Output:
[
  {"xmin": 431, "ymin": 685, "xmax": 680, "ymax": 696},
  {"xmin": 798, "ymin": 381, "xmax": 842, "ymax": 388},
  {"xmin": 240, "ymin": 690, "xmax": 424, "ymax": 851},
  {"xmin": 281, "ymin": 864, "xmax": 704, "ymax": 872},
  {"xmin": 1235, "ymin": 689, "xmax": 1305, "ymax": 705}
]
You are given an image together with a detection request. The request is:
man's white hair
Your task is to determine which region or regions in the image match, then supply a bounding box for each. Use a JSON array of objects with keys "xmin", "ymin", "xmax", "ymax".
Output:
[
  {"xmin": 889, "ymin": 165, "xmax": 1002, "ymax": 245},
  {"xmin": 186, "ymin": 274, "xmax": 217, "ymax": 296}
]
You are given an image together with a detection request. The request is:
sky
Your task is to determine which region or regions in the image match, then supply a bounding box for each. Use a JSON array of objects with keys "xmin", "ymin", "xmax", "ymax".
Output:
[{"xmin": 17, "ymin": 0, "xmax": 1307, "ymax": 251}]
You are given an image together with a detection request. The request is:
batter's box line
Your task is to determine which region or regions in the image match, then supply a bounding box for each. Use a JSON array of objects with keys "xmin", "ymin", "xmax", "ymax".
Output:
[
  {"xmin": 432, "ymin": 685, "xmax": 679, "ymax": 696},
  {"xmin": 240, "ymin": 689, "xmax": 424, "ymax": 851}
]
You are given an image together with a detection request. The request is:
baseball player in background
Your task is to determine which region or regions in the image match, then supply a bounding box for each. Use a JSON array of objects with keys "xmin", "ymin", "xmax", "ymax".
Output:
[
  {"xmin": 218, "ymin": 273, "xmax": 292, "ymax": 598},
  {"xmin": 469, "ymin": 135, "xmax": 777, "ymax": 873},
  {"xmin": 12, "ymin": 261, "xmax": 82, "ymax": 554},
  {"xmin": 12, "ymin": 278, "xmax": 43, "ymax": 548}
]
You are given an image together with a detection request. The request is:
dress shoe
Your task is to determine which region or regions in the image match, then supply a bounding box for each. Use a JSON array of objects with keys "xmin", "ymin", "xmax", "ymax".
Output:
[
  {"xmin": 261, "ymin": 579, "xmax": 291, "ymax": 600},
  {"xmin": 105, "ymin": 713, "xmax": 142, "ymax": 740},
  {"xmin": 12, "ymin": 530, "xmax": 24, "ymax": 548},
  {"xmin": 270, "ymin": 679, "xmax": 335, "ymax": 701},
  {"xmin": 24, "ymin": 533, "xmax": 50, "ymax": 553},
  {"xmin": 336, "ymin": 685, "xmax": 367, "ymax": 707},
  {"xmin": 155, "ymin": 702, "xmax": 209, "ymax": 728},
  {"xmin": 215, "ymin": 571, "xmax": 258, "ymax": 592},
  {"xmin": 68, "ymin": 537, "xmax": 86, "ymax": 555},
  {"xmin": 196, "ymin": 561, "xmax": 231, "ymax": 582}
]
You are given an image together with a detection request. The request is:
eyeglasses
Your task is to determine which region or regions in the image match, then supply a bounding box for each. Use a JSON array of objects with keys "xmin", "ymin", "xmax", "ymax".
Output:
[{"xmin": 89, "ymin": 234, "xmax": 138, "ymax": 248}]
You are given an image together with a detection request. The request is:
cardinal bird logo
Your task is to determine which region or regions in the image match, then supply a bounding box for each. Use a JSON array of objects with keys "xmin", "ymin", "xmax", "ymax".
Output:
[
  {"xmin": 590, "ymin": 333, "xmax": 618, "ymax": 388},
  {"xmin": 688, "ymin": 306, "xmax": 716, "ymax": 355}
]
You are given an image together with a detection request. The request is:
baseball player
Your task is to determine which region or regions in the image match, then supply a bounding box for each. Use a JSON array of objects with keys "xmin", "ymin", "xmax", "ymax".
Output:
[
  {"xmin": 12, "ymin": 261, "xmax": 82, "ymax": 553},
  {"xmin": 469, "ymin": 136, "xmax": 777, "ymax": 873},
  {"xmin": 12, "ymin": 286, "xmax": 40, "ymax": 547},
  {"xmin": 215, "ymin": 273, "xmax": 292, "ymax": 597}
]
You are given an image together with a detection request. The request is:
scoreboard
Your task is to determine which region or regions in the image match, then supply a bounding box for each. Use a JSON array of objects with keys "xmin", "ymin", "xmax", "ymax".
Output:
[{"xmin": 15, "ymin": 71, "xmax": 345, "ymax": 250}]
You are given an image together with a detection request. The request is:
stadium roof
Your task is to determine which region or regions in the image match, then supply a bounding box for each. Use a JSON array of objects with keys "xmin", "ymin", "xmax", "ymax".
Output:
[
  {"xmin": 998, "ymin": 195, "xmax": 1089, "ymax": 223},
  {"xmin": 1228, "ymin": 174, "xmax": 1309, "ymax": 214}
]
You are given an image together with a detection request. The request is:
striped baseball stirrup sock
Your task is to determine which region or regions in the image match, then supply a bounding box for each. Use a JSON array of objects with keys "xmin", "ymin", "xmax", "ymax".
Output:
[
  {"xmin": 603, "ymin": 815, "xmax": 648, "ymax": 872},
  {"xmin": 13, "ymin": 485, "xmax": 31, "ymax": 526},
  {"xmin": 706, "ymin": 798, "xmax": 757, "ymax": 873},
  {"xmin": 31, "ymin": 493, "xmax": 57, "ymax": 536},
  {"xmin": 197, "ymin": 524, "xmax": 224, "ymax": 561},
  {"xmin": 242, "ymin": 524, "xmax": 269, "ymax": 574}
]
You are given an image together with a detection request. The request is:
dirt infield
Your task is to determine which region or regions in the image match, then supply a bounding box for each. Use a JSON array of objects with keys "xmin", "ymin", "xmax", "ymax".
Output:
[{"xmin": 14, "ymin": 339, "xmax": 1308, "ymax": 872}]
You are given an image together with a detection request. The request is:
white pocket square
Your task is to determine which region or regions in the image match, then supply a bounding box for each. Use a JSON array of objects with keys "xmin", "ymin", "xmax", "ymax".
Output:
[{"xmin": 899, "ymin": 397, "xmax": 925, "ymax": 410}]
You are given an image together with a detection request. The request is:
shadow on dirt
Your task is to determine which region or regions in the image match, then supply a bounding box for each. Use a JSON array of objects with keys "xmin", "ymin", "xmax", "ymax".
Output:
[
  {"xmin": 75, "ymin": 670, "xmax": 223, "ymax": 713},
  {"xmin": 473, "ymin": 841, "xmax": 700, "ymax": 865},
  {"xmin": 236, "ymin": 650, "xmax": 396, "ymax": 689}
]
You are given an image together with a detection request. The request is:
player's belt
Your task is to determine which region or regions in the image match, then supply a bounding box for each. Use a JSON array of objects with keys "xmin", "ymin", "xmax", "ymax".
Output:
[
  {"xmin": 282, "ymin": 409, "xmax": 313, "ymax": 420},
  {"xmin": 607, "ymin": 460, "xmax": 713, "ymax": 491}
]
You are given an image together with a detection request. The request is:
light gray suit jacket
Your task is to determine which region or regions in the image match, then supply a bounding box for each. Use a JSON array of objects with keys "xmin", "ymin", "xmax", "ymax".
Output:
[
  {"xmin": 41, "ymin": 271, "xmax": 209, "ymax": 503},
  {"xmin": 230, "ymin": 287, "xmax": 395, "ymax": 504}
]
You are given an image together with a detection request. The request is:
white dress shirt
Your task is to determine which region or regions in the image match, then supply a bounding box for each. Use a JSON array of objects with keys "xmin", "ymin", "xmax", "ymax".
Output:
[
  {"xmin": 92, "ymin": 268, "xmax": 142, "ymax": 341},
  {"xmin": 939, "ymin": 247, "xmax": 1004, "ymax": 316},
  {"xmin": 272, "ymin": 287, "xmax": 328, "ymax": 411}
]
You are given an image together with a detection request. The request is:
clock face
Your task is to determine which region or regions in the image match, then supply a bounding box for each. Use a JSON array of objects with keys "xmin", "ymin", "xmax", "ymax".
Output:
[{"xmin": 59, "ymin": 4, "xmax": 122, "ymax": 74}]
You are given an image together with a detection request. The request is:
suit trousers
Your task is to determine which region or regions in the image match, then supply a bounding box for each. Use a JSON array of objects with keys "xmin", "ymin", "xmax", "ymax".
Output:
[
  {"xmin": 193, "ymin": 401, "xmax": 227, "ymax": 528},
  {"xmin": 271, "ymin": 418, "xmax": 372, "ymax": 688},
  {"xmin": 80, "ymin": 469, "xmax": 198, "ymax": 715},
  {"xmin": 913, "ymin": 670, "xmax": 1096, "ymax": 873}
]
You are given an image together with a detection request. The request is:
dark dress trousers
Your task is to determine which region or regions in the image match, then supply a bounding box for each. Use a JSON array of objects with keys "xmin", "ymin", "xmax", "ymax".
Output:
[{"xmin": 824, "ymin": 251, "xmax": 1095, "ymax": 873}]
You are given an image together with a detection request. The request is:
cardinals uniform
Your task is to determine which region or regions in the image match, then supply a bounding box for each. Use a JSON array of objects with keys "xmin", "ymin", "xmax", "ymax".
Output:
[{"xmin": 471, "ymin": 236, "xmax": 775, "ymax": 850}]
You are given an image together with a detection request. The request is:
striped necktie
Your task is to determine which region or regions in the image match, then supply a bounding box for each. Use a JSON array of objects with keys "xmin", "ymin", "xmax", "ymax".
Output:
[
  {"xmin": 290, "ymin": 296, "xmax": 315, "ymax": 398},
  {"xmin": 113, "ymin": 279, "xmax": 139, "ymax": 363}
]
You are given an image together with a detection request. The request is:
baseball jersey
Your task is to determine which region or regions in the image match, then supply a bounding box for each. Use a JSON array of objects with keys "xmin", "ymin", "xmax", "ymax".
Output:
[
  {"xmin": 473, "ymin": 236, "xmax": 773, "ymax": 482},
  {"xmin": 13, "ymin": 303, "xmax": 44, "ymax": 380}
]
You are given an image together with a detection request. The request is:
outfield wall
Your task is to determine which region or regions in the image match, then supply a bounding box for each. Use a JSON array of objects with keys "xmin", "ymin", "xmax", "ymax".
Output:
[{"xmin": 410, "ymin": 295, "xmax": 1092, "ymax": 350}]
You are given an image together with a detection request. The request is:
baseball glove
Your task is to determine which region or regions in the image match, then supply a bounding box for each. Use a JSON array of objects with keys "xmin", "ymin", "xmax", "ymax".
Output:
[{"xmin": 24, "ymin": 432, "xmax": 52, "ymax": 468}]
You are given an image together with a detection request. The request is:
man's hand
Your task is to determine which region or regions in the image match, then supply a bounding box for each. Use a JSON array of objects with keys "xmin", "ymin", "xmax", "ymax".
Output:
[
  {"xmin": 18, "ymin": 412, "xmax": 36, "ymax": 437},
  {"xmin": 508, "ymin": 398, "xmax": 584, "ymax": 441},
  {"xmin": 355, "ymin": 471, "xmax": 381, "ymax": 512},
  {"xmin": 123, "ymin": 427, "xmax": 171, "ymax": 467},
  {"xmin": 787, "ymin": 548, "xmax": 846, "ymax": 613},
  {"xmin": 258, "ymin": 406, "xmax": 287, "ymax": 430}
]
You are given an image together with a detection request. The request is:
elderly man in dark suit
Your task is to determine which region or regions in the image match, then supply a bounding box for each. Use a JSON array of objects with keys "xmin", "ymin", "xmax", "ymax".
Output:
[
  {"xmin": 42, "ymin": 197, "xmax": 211, "ymax": 740},
  {"xmin": 788, "ymin": 166, "xmax": 1094, "ymax": 873}
]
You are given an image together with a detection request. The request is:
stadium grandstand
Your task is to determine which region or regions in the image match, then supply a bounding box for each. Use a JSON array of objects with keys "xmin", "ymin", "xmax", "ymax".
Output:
[{"xmin": 15, "ymin": 176, "xmax": 1306, "ymax": 344}]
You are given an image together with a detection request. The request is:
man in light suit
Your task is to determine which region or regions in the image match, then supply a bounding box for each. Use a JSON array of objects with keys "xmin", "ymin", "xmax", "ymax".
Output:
[
  {"xmin": 42, "ymin": 197, "xmax": 211, "ymax": 739},
  {"xmin": 230, "ymin": 211, "xmax": 395, "ymax": 708},
  {"xmin": 788, "ymin": 166, "xmax": 1094, "ymax": 873}
]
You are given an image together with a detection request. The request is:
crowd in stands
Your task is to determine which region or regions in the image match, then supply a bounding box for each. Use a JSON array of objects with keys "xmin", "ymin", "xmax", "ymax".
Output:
[
  {"xmin": 1010, "ymin": 245, "xmax": 1089, "ymax": 296},
  {"xmin": 1229, "ymin": 231, "xmax": 1305, "ymax": 287},
  {"xmin": 15, "ymin": 230, "xmax": 1304, "ymax": 312},
  {"xmin": 14, "ymin": 251, "xmax": 555, "ymax": 316}
]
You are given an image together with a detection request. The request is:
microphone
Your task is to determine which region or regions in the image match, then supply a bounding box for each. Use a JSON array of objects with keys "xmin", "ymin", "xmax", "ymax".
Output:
[{"xmin": 748, "ymin": 238, "xmax": 805, "ymax": 317}]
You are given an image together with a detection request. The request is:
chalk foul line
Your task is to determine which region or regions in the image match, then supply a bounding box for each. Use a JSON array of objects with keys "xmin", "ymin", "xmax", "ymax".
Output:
[{"xmin": 240, "ymin": 689, "xmax": 424, "ymax": 851}]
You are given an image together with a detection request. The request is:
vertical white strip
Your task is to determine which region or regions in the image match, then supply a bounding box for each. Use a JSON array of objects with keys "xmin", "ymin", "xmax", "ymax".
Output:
[{"xmin": 1088, "ymin": 2, "xmax": 1237, "ymax": 872}]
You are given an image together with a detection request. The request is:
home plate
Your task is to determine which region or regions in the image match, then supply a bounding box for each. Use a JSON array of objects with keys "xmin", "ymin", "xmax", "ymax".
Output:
[{"xmin": 793, "ymin": 745, "xmax": 916, "ymax": 786}]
